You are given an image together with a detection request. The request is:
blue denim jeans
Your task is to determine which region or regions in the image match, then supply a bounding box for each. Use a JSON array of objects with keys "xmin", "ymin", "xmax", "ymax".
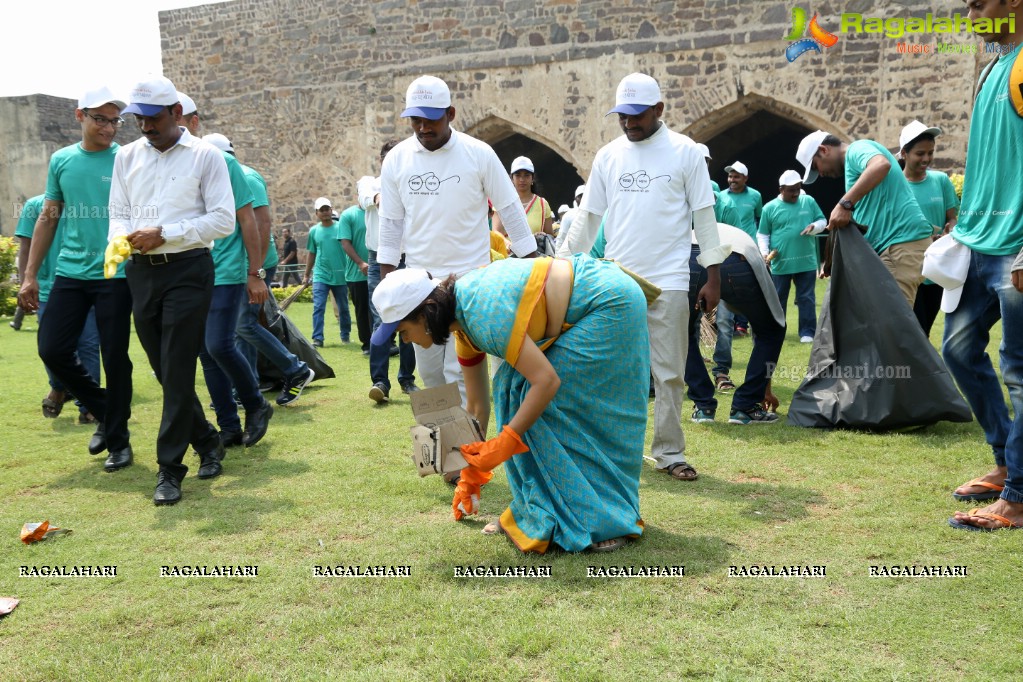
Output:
[
  {"xmin": 942, "ymin": 251, "xmax": 1023, "ymax": 504},
  {"xmin": 712, "ymin": 302, "xmax": 734, "ymax": 376},
  {"xmin": 236, "ymin": 298, "xmax": 308, "ymax": 381},
  {"xmin": 367, "ymin": 250, "xmax": 416, "ymax": 390},
  {"xmin": 311, "ymin": 281, "xmax": 351, "ymax": 343},
  {"xmin": 773, "ymin": 270, "xmax": 817, "ymax": 338},
  {"xmin": 38, "ymin": 301, "xmax": 101, "ymax": 415},
  {"xmin": 687, "ymin": 251, "xmax": 786, "ymax": 413},
  {"xmin": 199, "ymin": 284, "xmax": 264, "ymax": 432}
]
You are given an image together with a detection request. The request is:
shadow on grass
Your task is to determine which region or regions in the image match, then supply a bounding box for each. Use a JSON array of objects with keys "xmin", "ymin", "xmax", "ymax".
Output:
[
  {"xmin": 646, "ymin": 472, "xmax": 823, "ymax": 525},
  {"xmin": 148, "ymin": 491, "xmax": 297, "ymax": 536}
]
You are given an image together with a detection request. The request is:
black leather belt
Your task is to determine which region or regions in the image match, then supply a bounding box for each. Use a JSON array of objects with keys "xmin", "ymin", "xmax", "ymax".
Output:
[{"xmin": 131, "ymin": 248, "xmax": 209, "ymax": 265}]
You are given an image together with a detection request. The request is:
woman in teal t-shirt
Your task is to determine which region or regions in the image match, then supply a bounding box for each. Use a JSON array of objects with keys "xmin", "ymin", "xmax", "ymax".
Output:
[{"xmin": 898, "ymin": 121, "xmax": 960, "ymax": 337}]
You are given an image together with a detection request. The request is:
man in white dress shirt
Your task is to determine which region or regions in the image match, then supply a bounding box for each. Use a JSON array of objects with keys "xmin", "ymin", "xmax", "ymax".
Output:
[{"xmin": 108, "ymin": 75, "xmax": 235, "ymax": 506}]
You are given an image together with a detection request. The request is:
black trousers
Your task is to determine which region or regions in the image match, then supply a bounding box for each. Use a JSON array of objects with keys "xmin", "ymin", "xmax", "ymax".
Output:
[
  {"xmin": 126, "ymin": 253, "xmax": 218, "ymax": 479},
  {"xmin": 38, "ymin": 276, "xmax": 134, "ymax": 450},
  {"xmin": 348, "ymin": 280, "xmax": 371, "ymax": 351},
  {"xmin": 914, "ymin": 281, "xmax": 943, "ymax": 338}
]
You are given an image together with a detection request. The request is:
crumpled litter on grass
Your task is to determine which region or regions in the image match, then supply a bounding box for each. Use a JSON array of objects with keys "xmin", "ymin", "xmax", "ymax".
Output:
[
  {"xmin": 0, "ymin": 598, "xmax": 19, "ymax": 617},
  {"xmin": 20, "ymin": 521, "xmax": 72, "ymax": 544}
]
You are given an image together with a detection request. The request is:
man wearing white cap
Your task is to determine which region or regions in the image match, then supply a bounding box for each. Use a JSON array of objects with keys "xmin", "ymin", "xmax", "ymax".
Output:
[
  {"xmin": 757, "ymin": 170, "xmax": 826, "ymax": 343},
  {"xmin": 202, "ymin": 133, "xmax": 315, "ymax": 408},
  {"xmin": 378, "ymin": 75, "xmax": 537, "ymax": 397},
  {"xmin": 944, "ymin": 1, "xmax": 1023, "ymax": 532},
  {"xmin": 559, "ymin": 72, "xmax": 729, "ymax": 481},
  {"xmin": 795, "ymin": 130, "xmax": 932, "ymax": 306},
  {"xmin": 897, "ymin": 120, "xmax": 959, "ymax": 337},
  {"xmin": 304, "ymin": 196, "xmax": 352, "ymax": 347},
  {"xmin": 18, "ymin": 85, "xmax": 135, "ymax": 474},
  {"xmin": 185, "ymin": 131, "xmax": 274, "ymax": 454},
  {"xmin": 719, "ymin": 161, "xmax": 762, "ymax": 240},
  {"xmin": 108, "ymin": 74, "xmax": 236, "ymax": 505}
]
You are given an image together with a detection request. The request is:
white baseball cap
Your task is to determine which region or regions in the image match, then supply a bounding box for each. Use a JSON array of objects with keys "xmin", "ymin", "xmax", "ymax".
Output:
[
  {"xmin": 607, "ymin": 73, "xmax": 661, "ymax": 116},
  {"xmin": 177, "ymin": 92, "xmax": 198, "ymax": 116},
  {"xmin": 370, "ymin": 269, "xmax": 441, "ymax": 345},
  {"xmin": 401, "ymin": 76, "xmax": 451, "ymax": 120},
  {"xmin": 122, "ymin": 75, "xmax": 179, "ymax": 117},
  {"xmin": 557, "ymin": 204, "xmax": 570, "ymax": 215},
  {"xmin": 899, "ymin": 120, "xmax": 942, "ymax": 154},
  {"xmin": 796, "ymin": 130, "xmax": 830, "ymax": 185},
  {"xmin": 78, "ymin": 86, "xmax": 126, "ymax": 111},
  {"xmin": 921, "ymin": 234, "xmax": 970, "ymax": 313},
  {"xmin": 314, "ymin": 197, "xmax": 332, "ymax": 210},
  {"xmin": 696, "ymin": 143, "xmax": 712, "ymax": 160},
  {"xmin": 778, "ymin": 169, "xmax": 803, "ymax": 186},
  {"xmin": 575, "ymin": 185, "xmax": 586, "ymax": 198},
  {"xmin": 203, "ymin": 133, "xmax": 233, "ymax": 154},
  {"xmin": 510, "ymin": 156, "xmax": 534, "ymax": 174},
  {"xmin": 724, "ymin": 161, "xmax": 749, "ymax": 177}
]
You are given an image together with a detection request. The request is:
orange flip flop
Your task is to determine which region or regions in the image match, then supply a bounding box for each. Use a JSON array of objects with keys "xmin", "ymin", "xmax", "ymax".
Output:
[{"xmin": 951, "ymin": 478, "xmax": 1004, "ymax": 501}]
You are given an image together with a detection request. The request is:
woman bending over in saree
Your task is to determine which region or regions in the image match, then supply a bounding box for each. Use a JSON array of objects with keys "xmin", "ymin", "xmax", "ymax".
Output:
[{"xmin": 370, "ymin": 254, "xmax": 650, "ymax": 553}]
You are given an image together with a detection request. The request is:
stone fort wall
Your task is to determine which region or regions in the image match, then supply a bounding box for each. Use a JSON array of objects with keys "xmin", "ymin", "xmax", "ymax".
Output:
[{"xmin": 150, "ymin": 0, "xmax": 986, "ymax": 245}]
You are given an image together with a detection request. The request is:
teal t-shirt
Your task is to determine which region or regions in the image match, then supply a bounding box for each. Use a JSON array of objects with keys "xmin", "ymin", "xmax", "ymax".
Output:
[
  {"xmin": 307, "ymin": 221, "xmax": 348, "ymax": 285},
  {"xmin": 758, "ymin": 194, "xmax": 825, "ymax": 275},
  {"xmin": 907, "ymin": 170, "xmax": 959, "ymax": 235},
  {"xmin": 710, "ymin": 180, "xmax": 721, "ymax": 193},
  {"xmin": 844, "ymin": 140, "xmax": 931, "ymax": 253},
  {"xmin": 337, "ymin": 205, "xmax": 368, "ymax": 283},
  {"xmin": 264, "ymin": 232, "xmax": 279, "ymax": 269},
  {"xmin": 955, "ymin": 46, "xmax": 1023, "ymax": 256},
  {"xmin": 211, "ymin": 153, "xmax": 255, "ymax": 286},
  {"xmin": 15, "ymin": 195, "xmax": 66, "ymax": 303},
  {"xmin": 715, "ymin": 193, "xmax": 743, "ymax": 228},
  {"xmin": 44, "ymin": 142, "xmax": 122, "ymax": 280},
  {"xmin": 720, "ymin": 187, "xmax": 762, "ymax": 239}
]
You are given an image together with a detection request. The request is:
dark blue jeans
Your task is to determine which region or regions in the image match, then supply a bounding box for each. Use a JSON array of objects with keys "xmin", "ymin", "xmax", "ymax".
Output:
[
  {"xmin": 199, "ymin": 284, "xmax": 264, "ymax": 433},
  {"xmin": 367, "ymin": 250, "xmax": 416, "ymax": 390},
  {"xmin": 942, "ymin": 251, "xmax": 1023, "ymax": 504},
  {"xmin": 686, "ymin": 251, "xmax": 786, "ymax": 413},
  {"xmin": 236, "ymin": 298, "xmax": 308, "ymax": 381},
  {"xmin": 773, "ymin": 270, "xmax": 817, "ymax": 338}
]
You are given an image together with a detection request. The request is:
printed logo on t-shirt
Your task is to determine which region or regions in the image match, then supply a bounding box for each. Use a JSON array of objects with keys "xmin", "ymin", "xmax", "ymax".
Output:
[
  {"xmin": 407, "ymin": 172, "xmax": 460, "ymax": 194},
  {"xmin": 618, "ymin": 170, "xmax": 670, "ymax": 191}
]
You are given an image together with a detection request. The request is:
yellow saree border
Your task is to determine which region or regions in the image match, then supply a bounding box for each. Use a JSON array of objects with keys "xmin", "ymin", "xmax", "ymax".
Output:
[
  {"xmin": 503, "ymin": 257, "xmax": 552, "ymax": 366},
  {"xmin": 499, "ymin": 507, "xmax": 550, "ymax": 554}
]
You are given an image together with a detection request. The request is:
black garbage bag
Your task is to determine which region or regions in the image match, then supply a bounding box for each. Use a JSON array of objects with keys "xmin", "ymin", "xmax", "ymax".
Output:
[
  {"xmin": 257, "ymin": 294, "xmax": 335, "ymax": 384},
  {"xmin": 787, "ymin": 226, "xmax": 971, "ymax": 430}
]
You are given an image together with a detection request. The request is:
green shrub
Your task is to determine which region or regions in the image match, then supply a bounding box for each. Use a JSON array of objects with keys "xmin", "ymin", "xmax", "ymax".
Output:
[
  {"xmin": 0, "ymin": 236, "xmax": 18, "ymax": 315},
  {"xmin": 273, "ymin": 284, "xmax": 312, "ymax": 303}
]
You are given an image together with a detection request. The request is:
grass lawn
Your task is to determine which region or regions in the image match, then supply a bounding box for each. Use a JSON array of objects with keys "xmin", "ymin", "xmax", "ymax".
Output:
[{"xmin": 0, "ymin": 286, "xmax": 1017, "ymax": 681}]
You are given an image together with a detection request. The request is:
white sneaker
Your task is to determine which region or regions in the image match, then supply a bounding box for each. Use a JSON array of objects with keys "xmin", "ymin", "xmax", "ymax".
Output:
[{"xmin": 799, "ymin": 336, "xmax": 813, "ymax": 343}]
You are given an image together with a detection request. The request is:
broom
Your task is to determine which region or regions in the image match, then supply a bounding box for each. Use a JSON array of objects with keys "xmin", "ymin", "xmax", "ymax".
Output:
[{"xmin": 279, "ymin": 282, "xmax": 309, "ymax": 311}]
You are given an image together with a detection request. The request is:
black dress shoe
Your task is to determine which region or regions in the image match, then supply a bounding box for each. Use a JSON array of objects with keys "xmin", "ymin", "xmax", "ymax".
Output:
[
  {"xmin": 153, "ymin": 470, "xmax": 182, "ymax": 505},
  {"xmin": 104, "ymin": 446, "xmax": 133, "ymax": 472},
  {"xmin": 197, "ymin": 441, "xmax": 226, "ymax": 479},
  {"xmin": 242, "ymin": 401, "xmax": 273, "ymax": 447},
  {"xmin": 88, "ymin": 422, "xmax": 107, "ymax": 455},
  {"xmin": 219, "ymin": 429, "xmax": 244, "ymax": 448}
]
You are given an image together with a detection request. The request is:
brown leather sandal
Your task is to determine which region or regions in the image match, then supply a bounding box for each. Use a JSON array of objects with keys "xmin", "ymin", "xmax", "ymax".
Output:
[{"xmin": 662, "ymin": 462, "xmax": 698, "ymax": 481}]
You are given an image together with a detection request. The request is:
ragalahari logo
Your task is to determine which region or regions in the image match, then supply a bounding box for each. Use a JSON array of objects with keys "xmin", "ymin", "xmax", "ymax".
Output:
[{"xmin": 785, "ymin": 7, "xmax": 839, "ymax": 62}]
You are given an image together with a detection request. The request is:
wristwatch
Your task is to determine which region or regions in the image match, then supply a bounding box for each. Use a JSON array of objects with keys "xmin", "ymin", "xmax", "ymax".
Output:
[
  {"xmin": 838, "ymin": 198, "xmax": 855, "ymax": 211},
  {"xmin": 249, "ymin": 268, "xmax": 266, "ymax": 279}
]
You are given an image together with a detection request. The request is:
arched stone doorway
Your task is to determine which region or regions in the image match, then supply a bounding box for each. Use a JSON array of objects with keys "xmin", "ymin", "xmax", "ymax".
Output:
[
  {"xmin": 466, "ymin": 117, "xmax": 585, "ymax": 213},
  {"xmin": 686, "ymin": 95, "xmax": 846, "ymax": 231}
]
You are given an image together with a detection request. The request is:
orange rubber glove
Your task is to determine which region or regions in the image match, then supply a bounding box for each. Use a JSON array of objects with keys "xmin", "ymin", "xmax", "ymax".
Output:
[
  {"xmin": 452, "ymin": 466, "xmax": 494, "ymax": 521},
  {"xmin": 459, "ymin": 424, "xmax": 529, "ymax": 472}
]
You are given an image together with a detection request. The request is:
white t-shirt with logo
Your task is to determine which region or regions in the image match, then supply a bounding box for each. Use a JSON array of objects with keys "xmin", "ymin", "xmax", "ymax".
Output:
[
  {"xmin": 379, "ymin": 130, "xmax": 521, "ymax": 277},
  {"xmin": 581, "ymin": 124, "xmax": 715, "ymax": 290}
]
